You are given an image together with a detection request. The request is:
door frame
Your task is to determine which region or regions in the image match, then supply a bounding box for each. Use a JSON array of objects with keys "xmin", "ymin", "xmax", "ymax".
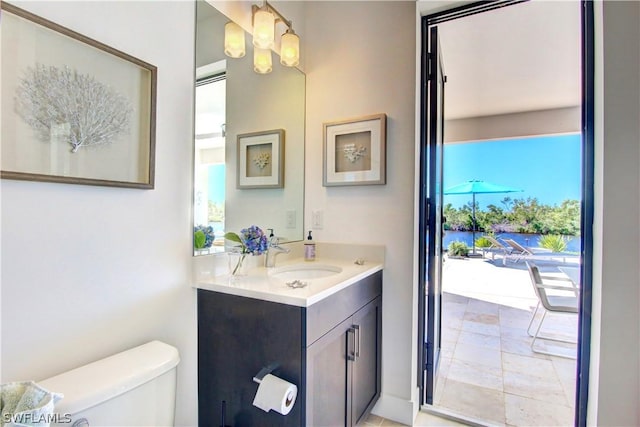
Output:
[{"xmin": 417, "ymin": 2, "xmax": 595, "ymax": 426}]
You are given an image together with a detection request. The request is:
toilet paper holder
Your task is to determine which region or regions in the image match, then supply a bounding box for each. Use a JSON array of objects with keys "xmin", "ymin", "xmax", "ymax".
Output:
[{"xmin": 252, "ymin": 363, "xmax": 279, "ymax": 384}]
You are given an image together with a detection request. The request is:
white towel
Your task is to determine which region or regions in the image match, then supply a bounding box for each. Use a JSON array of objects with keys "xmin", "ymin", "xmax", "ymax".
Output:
[{"xmin": 0, "ymin": 381, "xmax": 63, "ymax": 427}]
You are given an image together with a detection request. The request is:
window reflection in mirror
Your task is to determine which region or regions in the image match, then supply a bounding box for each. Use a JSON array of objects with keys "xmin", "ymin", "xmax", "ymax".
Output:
[
  {"xmin": 194, "ymin": 1, "xmax": 305, "ymax": 257},
  {"xmin": 194, "ymin": 71, "xmax": 226, "ymax": 254}
]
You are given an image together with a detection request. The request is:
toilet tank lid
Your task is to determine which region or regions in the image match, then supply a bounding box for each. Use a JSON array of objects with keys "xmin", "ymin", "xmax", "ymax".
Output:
[{"xmin": 38, "ymin": 341, "xmax": 180, "ymax": 415}]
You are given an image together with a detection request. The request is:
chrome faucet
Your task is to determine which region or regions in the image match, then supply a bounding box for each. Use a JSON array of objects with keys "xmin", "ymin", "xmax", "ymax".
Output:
[{"xmin": 265, "ymin": 236, "xmax": 290, "ymax": 268}]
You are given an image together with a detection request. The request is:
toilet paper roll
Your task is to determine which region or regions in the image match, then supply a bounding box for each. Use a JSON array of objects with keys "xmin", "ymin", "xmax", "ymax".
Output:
[{"xmin": 252, "ymin": 374, "xmax": 297, "ymax": 415}]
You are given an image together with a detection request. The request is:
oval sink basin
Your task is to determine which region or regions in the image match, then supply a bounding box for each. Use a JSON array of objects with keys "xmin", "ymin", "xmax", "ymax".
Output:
[{"xmin": 269, "ymin": 263, "xmax": 343, "ymax": 281}]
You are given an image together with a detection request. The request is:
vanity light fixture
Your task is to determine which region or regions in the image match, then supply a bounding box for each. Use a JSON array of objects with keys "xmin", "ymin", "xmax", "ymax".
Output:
[
  {"xmin": 224, "ymin": 21, "xmax": 245, "ymax": 58},
  {"xmin": 252, "ymin": 1, "xmax": 301, "ymax": 73},
  {"xmin": 223, "ymin": 2, "xmax": 301, "ymax": 74}
]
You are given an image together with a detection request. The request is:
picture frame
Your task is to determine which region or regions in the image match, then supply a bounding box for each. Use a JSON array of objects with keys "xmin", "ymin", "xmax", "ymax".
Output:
[
  {"xmin": 323, "ymin": 113, "xmax": 387, "ymax": 186},
  {"xmin": 0, "ymin": 3, "xmax": 157, "ymax": 189},
  {"xmin": 237, "ymin": 129, "xmax": 285, "ymax": 189}
]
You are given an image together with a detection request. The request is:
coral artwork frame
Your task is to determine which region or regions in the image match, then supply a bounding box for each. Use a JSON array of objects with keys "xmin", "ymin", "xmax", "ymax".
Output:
[
  {"xmin": 236, "ymin": 129, "xmax": 285, "ymax": 189},
  {"xmin": 0, "ymin": 3, "xmax": 157, "ymax": 189},
  {"xmin": 323, "ymin": 113, "xmax": 387, "ymax": 186}
]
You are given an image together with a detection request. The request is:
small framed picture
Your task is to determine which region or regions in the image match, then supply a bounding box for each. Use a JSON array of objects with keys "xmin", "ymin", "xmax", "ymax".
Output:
[
  {"xmin": 323, "ymin": 114, "xmax": 387, "ymax": 186},
  {"xmin": 237, "ymin": 129, "xmax": 285, "ymax": 189}
]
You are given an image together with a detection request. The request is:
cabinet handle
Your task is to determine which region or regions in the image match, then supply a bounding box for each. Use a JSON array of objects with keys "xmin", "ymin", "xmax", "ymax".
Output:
[
  {"xmin": 353, "ymin": 324, "xmax": 360, "ymax": 359},
  {"xmin": 347, "ymin": 327, "xmax": 357, "ymax": 361}
]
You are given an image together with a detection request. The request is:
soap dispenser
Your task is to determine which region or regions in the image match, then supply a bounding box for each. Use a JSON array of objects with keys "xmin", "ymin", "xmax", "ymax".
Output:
[{"xmin": 304, "ymin": 231, "xmax": 316, "ymax": 261}]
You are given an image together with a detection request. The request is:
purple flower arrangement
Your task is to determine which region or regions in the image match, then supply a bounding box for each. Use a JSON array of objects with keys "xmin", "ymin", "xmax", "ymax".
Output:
[{"xmin": 224, "ymin": 225, "xmax": 269, "ymax": 255}]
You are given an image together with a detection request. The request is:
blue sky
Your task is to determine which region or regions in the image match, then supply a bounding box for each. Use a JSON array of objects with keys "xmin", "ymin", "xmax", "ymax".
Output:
[
  {"xmin": 207, "ymin": 164, "xmax": 225, "ymax": 203},
  {"xmin": 443, "ymin": 134, "xmax": 582, "ymax": 208}
]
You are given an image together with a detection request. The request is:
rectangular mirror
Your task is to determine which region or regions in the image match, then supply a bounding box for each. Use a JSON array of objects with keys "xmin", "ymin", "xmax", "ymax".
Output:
[{"xmin": 194, "ymin": 1, "xmax": 305, "ymax": 256}]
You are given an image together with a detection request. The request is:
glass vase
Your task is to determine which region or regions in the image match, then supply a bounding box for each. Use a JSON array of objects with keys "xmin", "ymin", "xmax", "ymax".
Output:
[{"xmin": 228, "ymin": 252, "xmax": 248, "ymax": 277}]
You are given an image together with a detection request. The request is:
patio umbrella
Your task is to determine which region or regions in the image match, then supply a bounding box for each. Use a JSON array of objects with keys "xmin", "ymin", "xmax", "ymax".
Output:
[{"xmin": 444, "ymin": 180, "xmax": 523, "ymax": 255}]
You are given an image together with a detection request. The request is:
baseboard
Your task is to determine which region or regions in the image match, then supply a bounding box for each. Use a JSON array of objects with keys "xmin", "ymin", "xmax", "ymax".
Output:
[{"xmin": 371, "ymin": 391, "xmax": 420, "ymax": 426}]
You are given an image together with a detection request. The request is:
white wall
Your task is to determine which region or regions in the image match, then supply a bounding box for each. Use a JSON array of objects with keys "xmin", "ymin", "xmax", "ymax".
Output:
[
  {"xmin": 303, "ymin": 2, "xmax": 418, "ymax": 423},
  {"xmin": 589, "ymin": 1, "xmax": 640, "ymax": 426},
  {"xmin": 0, "ymin": 2, "xmax": 198, "ymax": 425}
]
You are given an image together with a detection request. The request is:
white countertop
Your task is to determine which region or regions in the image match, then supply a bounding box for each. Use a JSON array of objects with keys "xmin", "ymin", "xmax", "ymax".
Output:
[{"xmin": 194, "ymin": 257, "xmax": 383, "ymax": 307}]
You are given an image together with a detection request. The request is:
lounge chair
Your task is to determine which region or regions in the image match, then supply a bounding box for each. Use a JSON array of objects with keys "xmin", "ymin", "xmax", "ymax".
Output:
[
  {"xmin": 503, "ymin": 238, "xmax": 576, "ymax": 264},
  {"xmin": 481, "ymin": 235, "xmax": 511, "ymax": 261},
  {"xmin": 526, "ymin": 262, "xmax": 579, "ymax": 359}
]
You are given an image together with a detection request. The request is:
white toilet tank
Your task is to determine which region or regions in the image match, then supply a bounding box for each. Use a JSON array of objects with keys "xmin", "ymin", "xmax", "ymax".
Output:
[{"xmin": 39, "ymin": 340, "xmax": 180, "ymax": 427}]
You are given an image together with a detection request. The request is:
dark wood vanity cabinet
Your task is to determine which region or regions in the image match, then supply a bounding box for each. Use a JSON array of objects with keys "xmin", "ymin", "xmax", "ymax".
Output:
[
  {"xmin": 198, "ymin": 271, "xmax": 382, "ymax": 427},
  {"xmin": 306, "ymin": 295, "xmax": 382, "ymax": 426}
]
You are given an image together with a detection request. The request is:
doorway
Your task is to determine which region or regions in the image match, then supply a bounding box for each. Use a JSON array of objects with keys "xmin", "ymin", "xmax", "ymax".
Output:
[{"xmin": 418, "ymin": 1, "xmax": 594, "ymax": 425}]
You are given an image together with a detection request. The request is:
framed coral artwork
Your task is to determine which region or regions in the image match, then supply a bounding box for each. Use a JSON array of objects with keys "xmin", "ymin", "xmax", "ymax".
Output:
[
  {"xmin": 236, "ymin": 129, "xmax": 285, "ymax": 189},
  {"xmin": 323, "ymin": 113, "xmax": 387, "ymax": 186},
  {"xmin": 0, "ymin": 3, "xmax": 157, "ymax": 189}
]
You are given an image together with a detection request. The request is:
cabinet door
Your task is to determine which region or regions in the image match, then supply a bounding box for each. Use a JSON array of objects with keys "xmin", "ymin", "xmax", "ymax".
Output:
[
  {"xmin": 306, "ymin": 317, "xmax": 354, "ymax": 427},
  {"xmin": 351, "ymin": 296, "xmax": 382, "ymax": 426}
]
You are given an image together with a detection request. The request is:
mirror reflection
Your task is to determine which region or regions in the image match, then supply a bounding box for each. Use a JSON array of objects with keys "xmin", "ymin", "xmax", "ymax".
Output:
[{"xmin": 194, "ymin": 1, "xmax": 305, "ymax": 256}]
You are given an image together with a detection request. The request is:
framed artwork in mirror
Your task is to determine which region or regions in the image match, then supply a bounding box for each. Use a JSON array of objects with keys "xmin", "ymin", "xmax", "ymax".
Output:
[
  {"xmin": 323, "ymin": 113, "xmax": 387, "ymax": 186},
  {"xmin": 237, "ymin": 129, "xmax": 285, "ymax": 189},
  {"xmin": 0, "ymin": 3, "xmax": 157, "ymax": 189}
]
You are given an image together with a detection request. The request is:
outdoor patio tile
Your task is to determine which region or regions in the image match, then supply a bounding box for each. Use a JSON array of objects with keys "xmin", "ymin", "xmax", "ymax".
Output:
[
  {"xmin": 456, "ymin": 330, "xmax": 501, "ymax": 350},
  {"xmin": 443, "ymin": 304, "xmax": 467, "ymax": 317},
  {"xmin": 503, "ymin": 370, "xmax": 568, "ymax": 405},
  {"xmin": 498, "ymin": 306, "xmax": 535, "ymax": 329},
  {"xmin": 492, "ymin": 296, "xmax": 537, "ymax": 311},
  {"xmin": 437, "ymin": 356, "xmax": 453, "ymax": 380},
  {"xmin": 441, "ymin": 326, "xmax": 461, "ymax": 345},
  {"xmin": 438, "ymin": 379, "xmax": 506, "ymax": 426},
  {"xmin": 466, "ymin": 299, "xmax": 501, "ymax": 315},
  {"xmin": 440, "ymin": 342, "xmax": 455, "ymax": 360},
  {"xmin": 434, "ymin": 376, "xmax": 447, "ymax": 405},
  {"xmin": 500, "ymin": 324, "xmax": 532, "ymax": 341},
  {"xmin": 446, "ymin": 358, "xmax": 504, "ymax": 392},
  {"xmin": 443, "ymin": 292, "xmax": 471, "ymax": 305},
  {"xmin": 441, "ymin": 253, "xmax": 578, "ymax": 426},
  {"xmin": 504, "ymin": 393, "xmax": 574, "ymax": 427},
  {"xmin": 500, "ymin": 336, "xmax": 550, "ymax": 360},
  {"xmin": 558, "ymin": 373, "xmax": 577, "ymax": 407},
  {"xmin": 535, "ymin": 340, "xmax": 577, "ymax": 359},
  {"xmin": 414, "ymin": 411, "xmax": 469, "ymax": 426},
  {"xmin": 502, "ymin": 352, "xmax": 557, "ymax": 378},
  {"xmin": 453, "ymin": 342, "xmax": 502, "ymax": 370},
  {"xmin": 551, "ymin": 357, "xmax": 578, "ymax": 379},
  {"xmin": 463, "ymin": 311, "xmax": 500, "ymax": 325},
  {"xmin": 442, "ymin": 315, "xmax": 464, "ymax": 331},
  {"xmin": 461, "ymin": 319, "xmax": 500, "ymax": 337}
]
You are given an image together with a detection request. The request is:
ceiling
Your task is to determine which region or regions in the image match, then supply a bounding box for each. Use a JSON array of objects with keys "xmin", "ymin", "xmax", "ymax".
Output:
[
  {"xmin": 425, "ymin": 0, "xmax": 581, "ymax": 119},
  {"xmin": 200, "ymin": 1, "xmax": 581, "ymax": 121}
]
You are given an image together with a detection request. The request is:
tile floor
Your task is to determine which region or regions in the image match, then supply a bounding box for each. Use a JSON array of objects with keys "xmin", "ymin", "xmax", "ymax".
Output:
[
  {"xmin": 433, "ymin": 257, "xmax": 578, "ymax": 426},
  {"xmin": 364, "ymin": 411, "xmax": 469, "ymax": 426}
]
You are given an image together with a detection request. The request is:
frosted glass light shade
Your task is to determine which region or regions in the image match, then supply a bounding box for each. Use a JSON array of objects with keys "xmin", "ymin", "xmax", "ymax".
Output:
[
  {"xmin": 253, "ymin": 9, "xmax": 275, "ymax": 49},
  {"xmin": 280, "ymin": 31, "xmax": 300, "ymax": 67},
  {"xmin": 224, "ymin": 22, "xmax": 245, "ymax": 58},
  {"xmin": 254, "ymin": 47, "xmax": 273, "ymax": 74}
]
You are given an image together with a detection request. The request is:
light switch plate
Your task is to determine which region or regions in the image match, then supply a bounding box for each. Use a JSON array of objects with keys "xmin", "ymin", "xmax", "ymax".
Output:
[
  {"xmin": 286, "ymin": 210, "xmax": 296, "ymax": 229},
  {"xmin": 312, "ymin": 210, "xmax": 323, "ymax": 229}
]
